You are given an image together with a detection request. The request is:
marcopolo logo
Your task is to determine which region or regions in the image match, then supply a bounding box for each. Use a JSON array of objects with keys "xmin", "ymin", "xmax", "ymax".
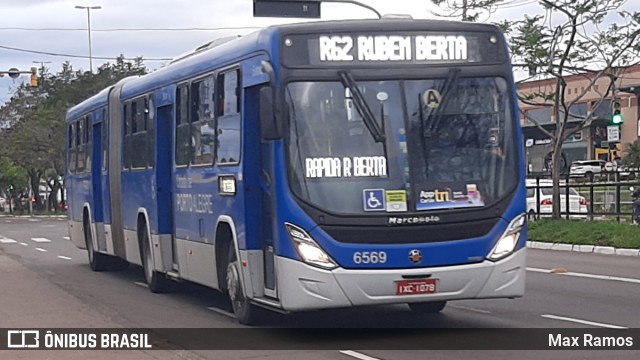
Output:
[
  {"xmin": 388, "ymin": 215, "xmax": 441, "ymax": 225},
  {"xmin": 7, "ymin": 330, "xmax": 40, "ymax": 348}
]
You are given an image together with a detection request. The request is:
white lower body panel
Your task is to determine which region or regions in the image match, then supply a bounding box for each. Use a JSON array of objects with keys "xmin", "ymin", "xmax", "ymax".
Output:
[
  {"xmin": 175, "ymin": 239, "xmax": 217, "ymax": 289},
  {"xmin": 68, "ymin": 220, "xmax": 85, "ymax": 249},
  {"xmin": 104, "ymin": 224, "xmax": 114, "ymax": 254},
  {"xmin": 276, "ymin": 248, "xmax": 526, "ymax": 312},
  {"xmin": 123, "ymin": 229, "xmax": 142, "ymax": 266}
]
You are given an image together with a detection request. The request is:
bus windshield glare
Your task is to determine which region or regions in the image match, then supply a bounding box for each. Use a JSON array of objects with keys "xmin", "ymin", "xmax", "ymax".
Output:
[{"xmin": 286, "ymin": 77, "xmax": 518, "ymax": 215}]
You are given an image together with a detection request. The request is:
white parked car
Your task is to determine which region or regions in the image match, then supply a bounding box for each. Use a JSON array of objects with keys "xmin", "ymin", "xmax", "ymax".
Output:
[
  {"xmin": 569, "ymin": 160, "xmax": 605, "ymax": 177},
  {"xmin": 526, "ymin": 179, "xmax": 588, "ymax": 220}
]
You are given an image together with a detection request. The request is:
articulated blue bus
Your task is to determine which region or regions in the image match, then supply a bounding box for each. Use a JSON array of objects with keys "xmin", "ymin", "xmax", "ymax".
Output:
[{"xmin": 66, "ymin": 18, "xmax": 527, "ymax": 324}]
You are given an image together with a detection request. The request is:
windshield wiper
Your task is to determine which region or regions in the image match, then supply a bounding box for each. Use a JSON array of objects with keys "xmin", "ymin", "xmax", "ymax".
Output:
[{"xmin": 338, "ymin": 71, "xmax": 386, "ymax": 143}]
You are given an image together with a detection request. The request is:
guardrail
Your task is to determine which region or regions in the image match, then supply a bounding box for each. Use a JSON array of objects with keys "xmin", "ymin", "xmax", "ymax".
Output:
[{"xmin": 527, "ymin": 171, "xmax": 640, "ymax": 223}]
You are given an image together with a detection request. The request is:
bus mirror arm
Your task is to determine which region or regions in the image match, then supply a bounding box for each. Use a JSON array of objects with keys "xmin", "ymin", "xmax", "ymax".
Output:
[{"xmin": 260, "ymin": 60, "xmax": 282, "ymax": 140}]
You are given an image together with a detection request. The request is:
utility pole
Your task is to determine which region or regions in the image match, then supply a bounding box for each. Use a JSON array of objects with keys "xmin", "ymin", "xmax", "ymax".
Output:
[{"xmin": 75, "ymin": 5, "xmax": 102, "ymax": 73}]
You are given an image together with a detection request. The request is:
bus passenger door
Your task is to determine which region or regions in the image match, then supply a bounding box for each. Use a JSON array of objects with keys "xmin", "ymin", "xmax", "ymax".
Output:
[
  {"xmin": 92, "ymin": 119, "xmax": 106, "ymax": 252},
  {"xmin": 260, "ymin": 140, "xmax": 277, "ymax": 298},
  {"xmin": 156, "ymin": 104, "xmax": 176, "ymax": 267},
  {"xmin": 252, "ymin": 83, "xmax": 277, "ymax": 298}
]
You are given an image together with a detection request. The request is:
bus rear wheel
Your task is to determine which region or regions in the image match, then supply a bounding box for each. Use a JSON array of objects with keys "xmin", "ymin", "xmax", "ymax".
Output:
[
  {"xmin": 141, "ymin": 227, "xmax": 171, "ymax": 293},
  {"xmin": 226, "ymin": 245, "xmax": 259, "ymax": 325},
  {"xmin": 84, "ymin": 218, "xmax": 111, "ymax": 271},
  {"xmin": 408, "ymin": 301, "xmax": 447, "ymax": 314}
]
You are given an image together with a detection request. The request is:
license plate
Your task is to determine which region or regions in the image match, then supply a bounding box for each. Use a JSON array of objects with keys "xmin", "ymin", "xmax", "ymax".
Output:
[{"xmin": 396, "ymin": 279, "xmax": 437, "ymax": 295}]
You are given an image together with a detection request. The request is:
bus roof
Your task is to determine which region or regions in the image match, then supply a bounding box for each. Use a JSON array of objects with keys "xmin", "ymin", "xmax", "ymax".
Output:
[
  {"xmin": 68, "ymin": 18, "xmax": 505, "ymax": 117},
  {"xmin": 66, "ymin": 76, "xmax": 138, "ymax": 121},
  {"xmin": 273, "ymin": 18, "xmax": 502, "ymax": 34}
]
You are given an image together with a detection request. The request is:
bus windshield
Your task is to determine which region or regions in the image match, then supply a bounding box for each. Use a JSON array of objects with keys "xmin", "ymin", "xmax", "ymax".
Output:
[{"xmin": 286, "ymin": 76, "xmax": 518, "ymax": 215}]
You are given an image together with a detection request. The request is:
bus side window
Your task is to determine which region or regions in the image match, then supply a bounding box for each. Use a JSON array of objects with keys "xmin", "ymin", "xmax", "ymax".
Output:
[
  {"xmin": 147, "ymin": 96, "xmax": 155, "ymax": 168},
  {"xmin": 131, "ymin": 98, "xmax": 148, "ymax": 169},
  {"xmin": 190, "ymin": 76, "xmax": 215, "ymax": 166},
  {"xmin": 68, "ymin": 122, "xmax": 76, "ymax": 173},
  {"xmin": 123, "ymin": 102, "xmax": 132, "ymax": 170},
  {"xmin": 175, "ymin": 85, "xmax": 191, "ymax": 167},
  {"xmin": 216, "ymin": 69, "xmax": 241, "ymax": 165},
  {"xmin": 84, "ymin": 115, "xmax": 92, "ymax": 172},
  {"xmin": 77, "ymin": 116, "xmax": 85, "ymax": 173},
  {"xmin": 102, "ymin": 108, "xmax": 108, "ymax": 171}
]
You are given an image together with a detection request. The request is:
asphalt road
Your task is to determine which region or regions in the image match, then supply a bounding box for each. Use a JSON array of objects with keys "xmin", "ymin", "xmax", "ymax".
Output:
[{"xmin": 1, "ymin": 216, "xmax": 639, "ymax": 359}]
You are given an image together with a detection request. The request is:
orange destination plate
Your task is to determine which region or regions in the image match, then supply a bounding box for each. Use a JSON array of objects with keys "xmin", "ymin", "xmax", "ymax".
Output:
[{"xmin": 396, "ymin": 279, "xmax": 437, "ymax": 295}]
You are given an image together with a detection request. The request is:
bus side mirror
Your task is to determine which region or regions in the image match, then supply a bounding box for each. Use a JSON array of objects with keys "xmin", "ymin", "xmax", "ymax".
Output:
[{"xmin": 260, "ymin": 86, "xmax": 281, "ymax": 140}]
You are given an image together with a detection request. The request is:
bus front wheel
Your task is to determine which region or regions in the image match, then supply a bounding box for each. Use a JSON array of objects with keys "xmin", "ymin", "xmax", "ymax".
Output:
[
  {"xmin": 226, "ymin": 245, "xmax": 258, "ymax": 325},
  {"xmin": 408, "ymin": 301, "xmax": 447, "ymax": 314}
]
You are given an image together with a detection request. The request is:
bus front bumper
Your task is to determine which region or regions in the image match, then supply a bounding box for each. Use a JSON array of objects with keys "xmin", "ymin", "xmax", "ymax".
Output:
[{"xmin": 275, "ymin": 248, "xmax": 526, "ymax": 312}]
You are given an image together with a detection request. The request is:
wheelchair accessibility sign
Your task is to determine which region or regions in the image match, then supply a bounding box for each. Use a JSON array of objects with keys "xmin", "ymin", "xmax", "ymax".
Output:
[{"xmin": 363, "ymin": 189, "xmax": 385, "ymax": 211}]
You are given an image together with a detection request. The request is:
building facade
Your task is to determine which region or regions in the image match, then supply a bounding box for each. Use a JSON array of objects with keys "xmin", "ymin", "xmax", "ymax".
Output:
[{"xmin": 518, "ymin": 64, "xmax": 640, "ymax": 174}]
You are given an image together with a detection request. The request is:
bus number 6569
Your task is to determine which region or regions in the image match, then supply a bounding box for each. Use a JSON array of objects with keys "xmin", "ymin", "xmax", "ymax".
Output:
[{"xmin": 353, "ymin": 251, "xmax": 387, "ymax": 264}]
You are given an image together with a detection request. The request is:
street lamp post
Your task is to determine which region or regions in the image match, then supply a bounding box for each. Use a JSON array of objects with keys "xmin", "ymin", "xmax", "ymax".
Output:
[{"xmin": 75, "ymin": 5, "xmax": 102, "ymax": 73}]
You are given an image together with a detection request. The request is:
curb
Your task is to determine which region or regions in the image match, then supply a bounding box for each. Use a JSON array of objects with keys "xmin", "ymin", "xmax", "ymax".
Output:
[
  {"xmin": 0, "ymin": 214, "xmax": 67, "ymax": 218},
  {"xmin": 527, "ymin": 241, "xmax": 640, "ymax": 257}
]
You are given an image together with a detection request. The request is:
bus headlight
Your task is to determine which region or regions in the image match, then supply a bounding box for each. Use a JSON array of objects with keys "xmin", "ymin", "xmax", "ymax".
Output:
[
  {"xmin": 285, "ymin": 223, "xmax": 337, "ymax": 270},
  {"xmin": 488, "ymin": 213, "xmax": 526, "ymax": 261}
]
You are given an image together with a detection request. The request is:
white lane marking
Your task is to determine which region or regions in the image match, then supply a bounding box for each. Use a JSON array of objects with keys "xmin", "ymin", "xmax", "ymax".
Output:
[
  {"xmin": 449, "ymin": 304, "xmax": 492, "ymax": 314},
  {"xmin": 28, "ymin": 219, "xmax": 39, "ymax": 222},
  {"xmin": 63, "ymin": 236, "xmax": 70, "ymax": 240},
  {"xmin": 339, "ymin": 350, "xmax": 381, "ymax": 360},
  {"xmin": 207, "ymin": 307, "xmax": 236, "ymax": 319},
  {"xmin": 31, "ymin": 237, "xmax": 51, "ymax": 243},
  {"xmin": 134, "ymin": 282, "xmax": 149, "ymax": 288},
  {"xmin": 541, "ymin": 314, "xmax": 627, "ymax": 329},
  {"xmin": 528, "ymin": 267, "xmax": 640, "ymax": 284},
  {"xmin": 5, "ymin": 220, "xmax": 12, "ymax": 223},
  {"xmin": 35, "ymin": 247, "xmax": 47, "ymax": 252},
  {"xmin": 0, "ymin": 238, "xmax": 18, "ymax": 244},
  {"xmin": 19, "ymin": 242, "xmax": 28, "ymax": 246},
  {"xmin": 57, "ymin": 256, "xmax": 72, "ymax": 261}
]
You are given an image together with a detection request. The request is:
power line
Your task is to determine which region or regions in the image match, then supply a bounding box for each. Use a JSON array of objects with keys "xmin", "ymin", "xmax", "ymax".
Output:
[
  {"xmin": 0, "ymin": 44, "xmax": 172, "ymax": 61},
  {"xmin": 0, "ymin": 26, "xmax": 262, "ymax": 32}
]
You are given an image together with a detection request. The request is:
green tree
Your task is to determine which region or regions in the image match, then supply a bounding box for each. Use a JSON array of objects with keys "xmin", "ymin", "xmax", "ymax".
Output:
[
  {"xmin": 622, "ymin": 140, "xmax": 640, "ymax": 170},
  {"xmin": 0, "ymin": 56, "xmax": 147, "ymax": 211},
  {"xmin": 505, "ymin": 0, "xmax": 640, "ymax": 219},
  {"xmin": 428, "ymin": 0, "xmax": 511, "ymax": 21}
]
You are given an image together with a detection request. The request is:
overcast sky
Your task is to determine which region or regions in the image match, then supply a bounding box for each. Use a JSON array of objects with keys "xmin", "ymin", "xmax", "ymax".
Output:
[{"xmin": 0, "ymin": 0, "xmax": 637, "ymax": 106}]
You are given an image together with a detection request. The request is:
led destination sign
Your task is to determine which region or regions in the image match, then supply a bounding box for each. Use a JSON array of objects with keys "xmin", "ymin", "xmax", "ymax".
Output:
[
  {"xmin": 282, "ymin": 32, "xmax": 503, "ymax": 67},
  {"xmin": 319, "ymin": 35, "xmax": 468, "ymax": 62}
]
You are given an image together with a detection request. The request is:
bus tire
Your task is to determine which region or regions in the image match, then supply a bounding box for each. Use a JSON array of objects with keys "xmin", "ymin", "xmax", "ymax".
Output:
[
  {"xmin": 408, "ymin": 301, "xmax": 447, "ymax": 314},
  {"xmin": 141, "ymin": 227, "xmax": 171, "ymax": 293},
  {"xmin": 84, "ymin": 217, "xmax": 110, "ymax": 272},
  {"xmin": 226, "ymin": 245, "xmax": 258, "ymax": 325}
]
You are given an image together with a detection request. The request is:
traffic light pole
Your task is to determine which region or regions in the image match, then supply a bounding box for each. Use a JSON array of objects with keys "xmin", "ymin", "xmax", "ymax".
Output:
[{"xmin": 0, "ymin": 67, "xmax": 39, "ymax": 86}]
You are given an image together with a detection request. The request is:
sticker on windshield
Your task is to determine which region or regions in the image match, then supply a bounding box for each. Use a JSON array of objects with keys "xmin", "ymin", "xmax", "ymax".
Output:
[
  {"xmin": 305, "ymin": 156, "xmax": 387, "ymax": 178},
  {"xmin": 422, "ymin": 89, "xmax": 441, "ymax": 108},
  {"xmin": 416, "ymin": 183, "xmax": 484, "ymax": 211},
  {"xmin": 385, "ymin": 190, "xmax": 407, "ymax": 212},
  {"xmin": 363, "ymin": 189, "xmax": 386, "ymax": 211}
]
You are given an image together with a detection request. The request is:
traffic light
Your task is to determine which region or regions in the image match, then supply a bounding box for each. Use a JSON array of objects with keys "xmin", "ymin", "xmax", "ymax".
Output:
[
  {"xmin": 611, "ymin": 99, "xmax": 623, "ymax": 125},
  {"xmin": 30, "ymin": 67, "xmax": 38, "ymax": 87}
]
